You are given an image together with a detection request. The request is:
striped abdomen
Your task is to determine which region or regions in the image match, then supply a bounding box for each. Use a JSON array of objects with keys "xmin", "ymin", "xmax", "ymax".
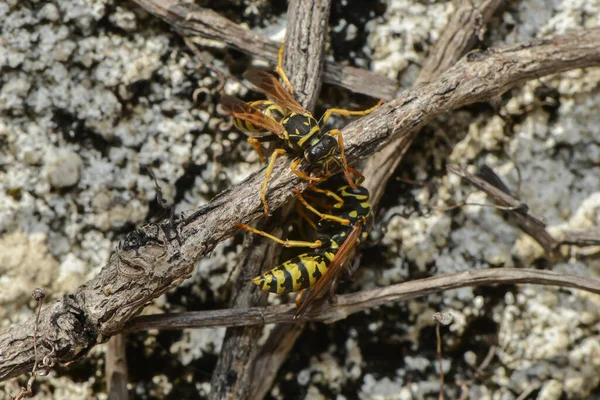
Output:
[{"xmin": 252, "ymin": 249, "xmax": 336, "ymax": 294}]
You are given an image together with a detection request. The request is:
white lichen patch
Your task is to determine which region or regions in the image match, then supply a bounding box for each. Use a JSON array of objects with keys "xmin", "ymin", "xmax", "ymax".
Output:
[
  {"xmin": 0, "ymin": 231, "xmax": 58, "ymax": 321},
  {"xmin": 495, "ymin": 284, "xmax": 600, "ymax": 398},
  {"xmin": 367, "ymin": 0, "xmax": 453, "ymax": 84},
  {"xmin": 170, "ymin": 328, "xmax": 226, "ymax": 366},
  {"xmin": 360, "ymin": 374, "xmax": 408, "ymax": 400}
]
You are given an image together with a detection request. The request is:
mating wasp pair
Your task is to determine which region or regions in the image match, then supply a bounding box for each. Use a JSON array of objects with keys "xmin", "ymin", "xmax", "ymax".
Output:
[
  {"xmin": 236, "ymin": 170, "xmax": 372, "ymax": 318},
  {"xmin": 222, "ymin": 46, "xmax": 381, "ymax": 215}
]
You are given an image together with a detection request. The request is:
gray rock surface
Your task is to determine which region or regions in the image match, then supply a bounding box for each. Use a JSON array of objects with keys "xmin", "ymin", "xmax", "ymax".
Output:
[{"xmin": 1, "ymin": 0, "xmax": 599, "ymax": 399}]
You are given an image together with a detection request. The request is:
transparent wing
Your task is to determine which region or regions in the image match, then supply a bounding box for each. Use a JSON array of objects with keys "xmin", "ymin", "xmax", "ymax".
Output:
[
  {"xmin": 294, "ymin": 222, "xmax": 363, "ymax": 318},
  {"xmin": 221, "ymin": 94, "xmax": 286, "ymax": 138},
  {"xmin": 244, "ymin": 70, "xmax": 308, "ymax": 115}
]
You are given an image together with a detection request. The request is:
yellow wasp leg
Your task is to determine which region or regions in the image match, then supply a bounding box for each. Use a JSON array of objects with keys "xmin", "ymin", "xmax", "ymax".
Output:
[
  {"xmin": 295, "ymin": 288, "xmax": 308, "ymax": 309},
  {"xmin": 290, "ymin": 158, "xmax": 327, "ymax": 182},
  {"xmin": 294, "ymin": 189, "xmax": 351, "ymax": 225},
  {"xmin": 305, "ymin": 185, "xmax": 345, "ymax": 208},
  {"xmin": 236, "ymin": 223, "xmax": 322, "ymax": 248},
  {"xmin": 347, "ymin": 167, "xmax": 365, "ymax": 186},
  {"xmin": 327, "ymin": 129, "xmax": 358, "ymax": 190},
  {"xmin": 262, "ymin": 148, "xmax": 287, "ymax": 215},
  {"xmin": 295, "ymin": 201, "xmax": 318, "ymax": 230},
  {"xmin": 247, "ymin": 137, "xmax": 266, "ymax": 163},
  {"xmin": 320, "ymin": 99, "xmax": 385, "ymax": 126},
  {"xmin": 276, "ymin": 45, "xmax": 294, "ymax": 95}
]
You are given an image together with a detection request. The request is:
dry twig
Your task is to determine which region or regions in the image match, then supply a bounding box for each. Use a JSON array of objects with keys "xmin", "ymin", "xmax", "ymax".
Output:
[
  {"xmin": 106, "ymin": 334, "xmax": 128, "ymax": 400},
  {"xmin": 131, "ymin": 0, "xmax": 397, "ymax": 100},
  {"xmin": 434, "ymin": 312, "xmax": 454, "ymax": 400},
  {"xmin": 558, "ymin": 228, "xmax": 600, "ymax": 247},
  {"xmin": 449, "ymin": 165, "xmax": 560, "ymax": 253},
  {"xmin": 362, "ymin": 0, "xmax": 505, "ymax": 206},
  {"xmin": 1, "ymin": 28, "xmax": 600, "ymax": 383},
  {"xmin": 122, "ymin": 268, "xmax": 600, "ymax": 330},
  {"xmin": 209, "ymin": 1, "xmax": 332, "ymax": 398}
]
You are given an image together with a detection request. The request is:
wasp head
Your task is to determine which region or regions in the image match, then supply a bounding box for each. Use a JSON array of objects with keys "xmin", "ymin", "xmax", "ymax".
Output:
[{"xmin": 304, "ymin": 134, "xmax": 338, "ymax": 165}]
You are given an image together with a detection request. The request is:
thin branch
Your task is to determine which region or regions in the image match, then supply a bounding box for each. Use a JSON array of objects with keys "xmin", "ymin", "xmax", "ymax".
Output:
[
  {"xmin": 131, "ymin": 0, "xmax": 397, "ymax": 100},
  {"xmin": 123, "ymin": 268, "xmax": 600, "ymax": 330},
  {"xmin": 209, "ymin": 1, "xmax": 332, "ymax": 398},
  {"xmin": 558, "ymin": 228, "xmax": 600, "ymax": 246},
  {"xmin": 106, "ymin": 334, "xmax": 128, "ymax": 400},
  {"xmin": 363, "ymin": 0, "xmax": 505, "ymax": 205},
  {"xmin": 449, "ymin": 165, "xmax": 560, "ymax": 253},
  {"xmin": 416, "ymin": 0, "xmax": 504, "ymax": 85},
  {"xmin": 2, "ymin": 28, "xmax": 600, "ymax": 383},
  {"xmin": 249, "ymin": 324, "xmax": 304, "ymax": 400}
]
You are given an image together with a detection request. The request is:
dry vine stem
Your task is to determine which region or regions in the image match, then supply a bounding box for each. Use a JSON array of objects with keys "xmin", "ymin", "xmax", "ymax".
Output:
[
  {"xmin": 209, "ymin": 0, "xmax": 332, "ymax": 398},
  {"xmin": 244, "ymin": 0, "xmax": 336, "ymax": 396},
  {"xmin": 123, "ymin": 268, "xmax": 600, "ymax": 330},
  {"xmin": 1, "ymin": 28, "xmax": 600, "ymax": 382},
  {"xmin": 449, "ymin": 165, "xmax": 560, "ymax": 253},
  {"xmin": 363, "ymin": 0, "xmax": 504, "ymax": 205},
  {"xmin": 131, "ymin": 0, "xmax": 397, "ymax": 100}
]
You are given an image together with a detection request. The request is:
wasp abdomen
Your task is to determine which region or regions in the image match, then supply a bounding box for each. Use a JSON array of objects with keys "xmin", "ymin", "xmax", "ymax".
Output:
[{"xmin": 252, "ymin": 251, "xmax": 335, "ymax": 294}]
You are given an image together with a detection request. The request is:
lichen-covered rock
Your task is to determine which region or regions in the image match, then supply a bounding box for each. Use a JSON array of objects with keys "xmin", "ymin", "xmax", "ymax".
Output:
[
  {"xmin": 45, "ymin": 149, "xmax": 83, "ymax": 188},
  {"xmin": 1, "ymin": 0, "xmax": 600, "ymax": 398}
]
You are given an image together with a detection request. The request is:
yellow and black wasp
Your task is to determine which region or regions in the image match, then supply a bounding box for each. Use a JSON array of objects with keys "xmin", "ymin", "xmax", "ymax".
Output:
[
  {"xmin": 236, "ymin": 169, "xmax": 373, "ymax": 318},
  {"xmin": 222, "ymin": 46, "xmax": 382, "ymax": 215}
]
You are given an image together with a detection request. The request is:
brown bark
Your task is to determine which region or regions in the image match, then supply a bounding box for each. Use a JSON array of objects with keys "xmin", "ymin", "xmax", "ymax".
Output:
[
  {"xmin": 208, "ymin": 1, "xmax": 332, "ymax": 398},
  {"xmin": 131, "ymin": 0, "xmax": 397, "ymax": 100},
  {"xmin": 106, "ymin": 334, "xmax": 128, "ymax": 400},
  {"xmin": 363, "ymin": 0, "xmax": 505, "ymax": 206},
  {"xmin": 123, "ymin": 268, "xmax": 600, "ymax": 329}
]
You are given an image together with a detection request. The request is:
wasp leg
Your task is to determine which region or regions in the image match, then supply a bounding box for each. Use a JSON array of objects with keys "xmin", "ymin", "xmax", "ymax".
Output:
[
  {"xmin": 319, "ymin": 99, "xmax": 384, "ymax": 126},
  {"xmin": 247, "ymin": 138, "xmax": 266, "ymax": 163},
  {"xmin": 290, "ymin": 158, "xmax": 327, "ymax": 182},
  {"xmin": 295, "ymin": 201, "xmax": 318, "ymax": 231},
  {"xmin": 294, "ymin": 189, "xmax": 351, "ymax": 225},
  {"xmin": 301, "ymin": 191, "xmax": 336, "ymax": 211},
  {"xmin": 247, "ymin": 134, "xmax": 280, "ymax": 164},
  {"xmin": 295, "ymin": 288, "xmax": 308, "ymax": 309},
  {"xmin": 276, "ymin": 45, "xmax": 294, "ymax": 95},
  {"xmin": 262, "ymin": 148, "xmax": 287, "ymax": 215},
  {"xmin": 236, "ymin": 223, "xmax": 322, "ymax": 248},
  {"xmin": 327, "ymin": 129, "xmax": 358, "ymax": 190},
  {"xmin": 305, "ymin": 185, "xmax": 345, "ymax": 209}
]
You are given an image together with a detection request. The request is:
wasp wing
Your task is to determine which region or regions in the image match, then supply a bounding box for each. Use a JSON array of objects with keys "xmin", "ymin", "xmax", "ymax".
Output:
[
  {"xmin": 221, "ymin": 94, "xmax": 286, "ymax": 138},
  {"xmin": 244, "ymin": 70, "xmax": 308, "ymax": 115},
  {"xmin": 294, "ymin": 222, "xmax": 363, "ymax": 319}
]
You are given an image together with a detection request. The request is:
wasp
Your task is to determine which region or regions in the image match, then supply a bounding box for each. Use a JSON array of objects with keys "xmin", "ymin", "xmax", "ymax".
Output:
[
  {"xmin": 222, "ymin": 46, "xmax": 382, "ymax": 215},
  {"xmin": 236, "ymin": 169, "xmax": 372, "ymax": 318}
]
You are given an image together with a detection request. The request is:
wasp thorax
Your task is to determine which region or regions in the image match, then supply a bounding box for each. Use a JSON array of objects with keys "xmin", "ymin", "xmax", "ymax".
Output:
[
  {"xmin": 304, "ymin": 134, "xmax": 338, "ymax": 164},
  {"xmin": 282, "ymin": 114, "xmax": 319, "ymax": 143}
]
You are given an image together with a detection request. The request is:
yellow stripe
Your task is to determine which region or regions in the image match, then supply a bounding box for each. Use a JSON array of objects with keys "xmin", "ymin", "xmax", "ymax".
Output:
[
  {"xmin": 271, "ymin": 268, "xmax": 288, "ymax": 294},
  {"xmin": 288, "ymin": 263, "xmax": 303, "ymax": 292},
  {"xmin": 297, "ymin": 125, "xmax": 320, "ymax": 146}
]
